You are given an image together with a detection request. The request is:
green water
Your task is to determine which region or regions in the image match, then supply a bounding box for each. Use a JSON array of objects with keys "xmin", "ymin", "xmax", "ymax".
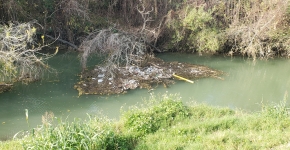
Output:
[{"xmin": 1, "ymin": 52, "xmax": 290, "ymax": 140}]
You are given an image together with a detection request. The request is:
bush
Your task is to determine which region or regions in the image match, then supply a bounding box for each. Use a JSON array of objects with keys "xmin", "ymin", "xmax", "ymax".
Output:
[
  {"xmin": 167, "ymin": 5, "xmax": 223, "ymax": 53},
  {"xmin": 225, "ymin": 0, "xmax": 290, "ymax": 59},
  {"xmin": 121, "ymin": 93, "xmax": 190, "ymax": 137}
]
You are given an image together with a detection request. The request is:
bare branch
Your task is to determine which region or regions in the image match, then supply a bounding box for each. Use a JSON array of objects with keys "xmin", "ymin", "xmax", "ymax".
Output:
[
  {"xmin": 137, "ymin": 2, "xmax": 154, "ymax": 33},
  {"xmin": 79, "ymin": 28, "xmax": 146, "ymax": 77},
  {"xmin": 60, "ymin": 0, "xmax": 90, "ymax": 20},
  {"xmin": 0, "ymin": 22, "xmax": 57, "ymax": 83}
]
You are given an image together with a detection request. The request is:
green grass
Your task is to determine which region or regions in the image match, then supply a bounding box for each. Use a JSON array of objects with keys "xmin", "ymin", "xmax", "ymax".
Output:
[
  {"xmin": 0, "ymin": 140, "xmax": 23, "ymax": 150},
  {"xmin": 1, "ymin": 93, "xmax": 290, "ymax": 149}
]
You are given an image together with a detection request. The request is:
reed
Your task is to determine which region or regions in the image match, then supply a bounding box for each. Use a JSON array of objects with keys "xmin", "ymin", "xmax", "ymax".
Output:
[{"xmin": 25, "ymin": 109, "xmax": 29, "ymax": 127}]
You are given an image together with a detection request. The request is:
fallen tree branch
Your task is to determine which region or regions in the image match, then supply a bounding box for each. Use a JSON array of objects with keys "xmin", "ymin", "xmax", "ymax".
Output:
[
  {"xmin": 145, "ymin": 41, "xmax": 162, "ymax": 53},
  {"xmin": 45, "ymin": 34, "xmax": 78, "ymax": 49}
]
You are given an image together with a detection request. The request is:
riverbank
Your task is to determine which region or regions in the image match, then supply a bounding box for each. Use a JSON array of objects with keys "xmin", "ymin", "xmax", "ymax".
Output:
[
  {"xmin": 1, "ymin": 93, "xmax": 290, "ymax": 149},
  {"xmin": 0, "ymin": 84, "xmax": 12, "ymax": 93}
]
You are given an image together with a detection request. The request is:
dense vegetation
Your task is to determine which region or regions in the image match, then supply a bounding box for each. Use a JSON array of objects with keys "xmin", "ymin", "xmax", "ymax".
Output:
[
  {"xmin": 1, "ymin": 0, "xmax": 289, "ymax": 57},
  {"xmin": 1, "ymin": 1, "xmax": 290, "ymax": 148},
  {"xmin": 1, "ymin": 93, "xmax": 290, "ymax": 149},
  {"xmin": 1, "ymin": 0, "xmax": 289, "ymax": 91}
]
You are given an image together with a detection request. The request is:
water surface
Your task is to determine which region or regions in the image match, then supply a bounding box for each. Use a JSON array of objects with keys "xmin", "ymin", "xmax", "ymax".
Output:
[{"xmin": 1, "ymin": 52, "xmax": 290, "ymax": 140}]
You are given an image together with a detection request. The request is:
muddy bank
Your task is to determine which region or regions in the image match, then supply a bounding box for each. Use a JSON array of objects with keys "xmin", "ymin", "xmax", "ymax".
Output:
[
  {"xmin": 74, "ymin": 57, "xmax": 222, "ymax": 95},
  {"xmin": 0, "ymin": 84, "xmax": 12, "ymax": 93}
]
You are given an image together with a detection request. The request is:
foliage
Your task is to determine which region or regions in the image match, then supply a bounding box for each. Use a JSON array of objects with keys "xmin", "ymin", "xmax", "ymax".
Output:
[
  {"xmin": 2, "ymin": 93, "xmax": 290, "ymax": 149},
  {"xmin": 0, "ymin": 21, "xmax": 57, "ymax": 83},
  {"xmin": 1, "ymin": 0, "xmax": 290, "ymax": 59},
  {"xmin": 0, "ymin": 140, "xmax": 23, "ymax": 150},
  {"xmin": 0, "ymin": 0, "xmax": 91, "ymax": 46},
  {"xmin": 261, "ymin": 92, "xmax": 290, "ymax": 119},
  {"xmin": 161, "ymin": 0, "xmax": 290, "ymax": 58},
  {"xmin": 21, "ymin": 112, "xmax": 134, "ymax": 150},
  {"xmin": 134, "ymin": 100, "xmax": 290, "ymax": 149},
  {"xmin": 167, "ymin": 5, "xmax": 223, "ymax": 53},
  {"xmin": 121, "ymin": 93, "xmax": 190, "ymax": 137},
  {"xmin": 225, "ymin": 0, "xmax": 290, "ymax": 59}
]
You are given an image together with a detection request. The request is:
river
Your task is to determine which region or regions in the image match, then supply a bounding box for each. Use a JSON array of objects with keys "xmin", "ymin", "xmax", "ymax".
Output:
[{"xmin": 1, "ymin": 52, "xmax": 290, "ymax": 140}]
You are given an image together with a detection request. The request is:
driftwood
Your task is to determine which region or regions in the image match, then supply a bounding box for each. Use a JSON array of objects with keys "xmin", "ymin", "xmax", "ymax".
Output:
[{"xmin": 145, "ymin": 41, "xmax": 162, "ymax": 53}]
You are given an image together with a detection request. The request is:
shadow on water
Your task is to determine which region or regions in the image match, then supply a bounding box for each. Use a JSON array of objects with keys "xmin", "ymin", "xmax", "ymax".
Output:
[{"xmin": 1, "ymin": 52, "xmax": 290, "ymax": 140}]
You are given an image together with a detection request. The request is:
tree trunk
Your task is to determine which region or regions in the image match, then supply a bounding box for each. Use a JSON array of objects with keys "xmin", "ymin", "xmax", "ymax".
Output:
[{"xmin": 154, "ymin": 0, "xmax": 158, "ymax": 18}]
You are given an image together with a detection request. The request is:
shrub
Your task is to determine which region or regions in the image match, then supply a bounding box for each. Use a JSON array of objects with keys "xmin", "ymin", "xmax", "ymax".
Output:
[
  {"xmin": 225, "ymin": 0, "xmax": 290, "ymax": 59},
  {"xmin": 167, "ymin": 5, "xmax": 223, "ymax": 53},
  {"xmin": 121, "ymin": 93, "xmax": 190, "ymax": 137}
]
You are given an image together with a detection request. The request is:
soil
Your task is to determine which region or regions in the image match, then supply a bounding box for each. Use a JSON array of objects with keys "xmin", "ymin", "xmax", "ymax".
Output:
[{"xmin": 74, "ymin": 56, "xmax": 223, "ymax": 96}]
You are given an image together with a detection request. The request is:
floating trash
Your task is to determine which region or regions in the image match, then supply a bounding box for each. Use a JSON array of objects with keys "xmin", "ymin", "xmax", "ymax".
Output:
[
  {"xmin": 74, "ymin": 57, "xmax": 222, "ymax": 95},
  {"xmin": 98, "ymin": 74, "xmax": 105, "ymax": 78},
  {"xmin": 98, "ymin": 79, "xmax": 103, "ymax": 83}
]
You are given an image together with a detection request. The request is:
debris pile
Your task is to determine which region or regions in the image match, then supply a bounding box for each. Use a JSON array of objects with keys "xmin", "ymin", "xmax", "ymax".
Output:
[{"xmin": 74, "ymin": 57, "xmax": 222, "ymax": 95}]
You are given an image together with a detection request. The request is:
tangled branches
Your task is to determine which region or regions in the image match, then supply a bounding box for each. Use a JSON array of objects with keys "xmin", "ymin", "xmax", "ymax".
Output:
[
  {"xmin": 60, "ymin": 0, "xmax": 90, "ymax": 20},
  {"xmin": 226, "ymin": 0, "xmax": 289, "ymax": 59},
  {"xmin": 0, "ymin": 21, "xmax": 57, "ymax": 83},
  {"xmin": 79, "ymin": 28, "xmax": 146, "ymax": 77}
]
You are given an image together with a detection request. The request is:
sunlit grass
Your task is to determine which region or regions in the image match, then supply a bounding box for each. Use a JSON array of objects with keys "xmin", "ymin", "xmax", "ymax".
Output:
[
  {"xmin": 1, "ymin": 93, "xmax": 290, "ymax": 149},
  {"xmin": 0, "ymin": 140, "xmax": 23, "ymax": 150}
]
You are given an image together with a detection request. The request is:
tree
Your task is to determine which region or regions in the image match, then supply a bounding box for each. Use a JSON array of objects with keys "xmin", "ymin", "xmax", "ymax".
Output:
[{"xmin": 0, "ymin": 21, "xmax": 57, "ymax": 84}]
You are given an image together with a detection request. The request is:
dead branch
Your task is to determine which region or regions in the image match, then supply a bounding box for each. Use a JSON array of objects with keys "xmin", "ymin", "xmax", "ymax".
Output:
[
  {"xmin": 226, "ymin": 0, "xmax": 289, "ymax": 59},
  {"xmin": 0, "ymin": 21, "xmax": 57, "ymax": 83},
  {"xmin": 79, "ymin": 28, "xmax": 146, "ymax": 77},
  {"xmin": 60, "ymin": 0, "xmax": 90, "ymax": 20},
  {"xmin": 137, "ymin": 1, "xmax": 154, "ymax": 33},
  {"xmin": 136, "ymin": 0, "xmax": 167, "ymax": 50},
  {"xmin": 45, "ymin": 34, "xmax": 78, "ymax": 49}
]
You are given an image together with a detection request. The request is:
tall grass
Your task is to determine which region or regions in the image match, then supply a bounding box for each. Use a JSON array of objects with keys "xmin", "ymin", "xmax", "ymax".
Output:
[
  {"xmin": 1, "ymin": 93, "xmax": 290, "ymax": 149},
  {"xmin": 21, "ymin": 113, "xmax": 134, "ymax": 150},
  {"xmin": 120, "ymin": 93, "xmax": 190, "ymax": 137}
]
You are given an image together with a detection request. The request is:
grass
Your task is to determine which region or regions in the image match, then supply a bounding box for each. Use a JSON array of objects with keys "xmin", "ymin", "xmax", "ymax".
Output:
[
  {"xmin": 0, "ymin": 140, "xmax": 23, "ymax": 150},
  {"xmin": 1, "ymin": 93, "xmax": 290, "ymax": 149}
]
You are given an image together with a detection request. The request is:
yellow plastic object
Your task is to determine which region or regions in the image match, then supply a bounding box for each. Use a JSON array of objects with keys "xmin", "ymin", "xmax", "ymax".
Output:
[{"xmin": 172, "ymin": 74, "xmax": 194, "ymax": 84}]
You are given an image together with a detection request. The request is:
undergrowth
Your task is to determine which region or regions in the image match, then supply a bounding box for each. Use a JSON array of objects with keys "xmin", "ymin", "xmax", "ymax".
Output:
[{"xmin": 1, "ymin": 93, "xmax": 290, "ymax": 150}]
